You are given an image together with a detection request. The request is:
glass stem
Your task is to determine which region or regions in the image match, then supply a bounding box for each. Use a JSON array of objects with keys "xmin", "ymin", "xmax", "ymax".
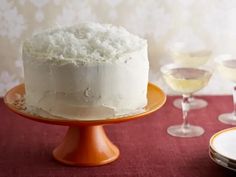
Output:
[
  {"xmin": 181, "ymin": 94, "xmax": 190, "ymax": 130},
  {"xmin": 233, "ymin": 86, "xmax": 236, "ymax": 118}
]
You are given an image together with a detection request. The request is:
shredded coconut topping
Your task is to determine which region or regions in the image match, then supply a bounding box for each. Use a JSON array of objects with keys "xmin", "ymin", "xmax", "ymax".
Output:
[{"xmin": 23, "ymin": 23, "xmax": 146, "ymax": 62}]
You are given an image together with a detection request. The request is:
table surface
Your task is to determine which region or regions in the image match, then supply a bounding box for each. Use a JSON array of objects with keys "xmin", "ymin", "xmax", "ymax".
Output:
[{"xmin": 0, "ymin": 96, "xmax": 236, "ymax": 177}]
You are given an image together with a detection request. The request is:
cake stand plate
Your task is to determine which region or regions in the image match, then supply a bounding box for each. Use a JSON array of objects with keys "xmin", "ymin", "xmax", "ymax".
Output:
[{"xmin": 4, "ymin": 83, "xmax": 166, "ymax": 166}]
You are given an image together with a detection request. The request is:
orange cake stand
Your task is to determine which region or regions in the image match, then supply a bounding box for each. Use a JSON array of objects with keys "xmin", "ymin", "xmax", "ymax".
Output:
[{"xmin": 4, "ymin": 83, "xmax": 166, "ymax": 166}]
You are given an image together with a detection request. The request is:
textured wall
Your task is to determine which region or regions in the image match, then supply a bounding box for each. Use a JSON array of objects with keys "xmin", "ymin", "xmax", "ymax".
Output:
[{"xmin": 0, "ymin": 0, "xmax": 235, "ymax": 96}]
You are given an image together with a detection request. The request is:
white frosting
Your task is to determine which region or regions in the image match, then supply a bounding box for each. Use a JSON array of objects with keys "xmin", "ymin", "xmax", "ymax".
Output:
[{"xmin": 22, "ymin": 23, "xmax": 149, "ymax": 119}]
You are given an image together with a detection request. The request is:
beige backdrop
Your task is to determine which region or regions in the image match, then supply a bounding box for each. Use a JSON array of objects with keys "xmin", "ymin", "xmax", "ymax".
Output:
[{"xmin": 0, "ymin": 0, "xmax": 235, "ymax": 96}]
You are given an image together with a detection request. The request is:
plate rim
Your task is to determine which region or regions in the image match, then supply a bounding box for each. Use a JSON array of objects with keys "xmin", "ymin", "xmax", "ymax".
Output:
[
  {"xmin": 209, "ymin": 127, "xmax": 236, "ymax": 162},
  {"xmin": 209, "ymin": 146, "xmax": 236, "ymax": 165},
  {"xmin": 209, "ymin": 149, "xmax": 236, "ymax": 172}
]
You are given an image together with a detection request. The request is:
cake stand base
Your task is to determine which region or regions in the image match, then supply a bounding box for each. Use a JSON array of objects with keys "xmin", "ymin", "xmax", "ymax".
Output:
[{"xmin": 53, "ymin": 126, "xmax": 119, "ymax": 166}]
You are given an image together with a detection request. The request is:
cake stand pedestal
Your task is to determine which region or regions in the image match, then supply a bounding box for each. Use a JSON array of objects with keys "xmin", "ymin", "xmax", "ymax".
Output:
[{"xmin": 4, "ymin": 83, "xmax": 166, "ymax": 166}]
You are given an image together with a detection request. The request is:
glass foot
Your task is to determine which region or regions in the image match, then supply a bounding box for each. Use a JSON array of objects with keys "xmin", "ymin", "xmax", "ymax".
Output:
[
  {"xmin": 167, "ymin": 124, "xmax": 204, "ymax": 137},
  {"xmin": 173, "ymin": 98, "xmax": 208, "ymax": 109},
  {"xmin": 218, "ymin": 113, "xmax": 236, "ymax": 125}
]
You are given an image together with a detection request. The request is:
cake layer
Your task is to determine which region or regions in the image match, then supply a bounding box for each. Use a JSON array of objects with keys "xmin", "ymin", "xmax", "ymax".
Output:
[{"xmin": 22, "ymin": 23, "xmax": 149, "ymax": 119}]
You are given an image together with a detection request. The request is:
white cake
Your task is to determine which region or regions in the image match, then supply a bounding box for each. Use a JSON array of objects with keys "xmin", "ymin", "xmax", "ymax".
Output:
[{"xmin": 22, "ymin": 23, "xmax": 149, "ymax": 119}]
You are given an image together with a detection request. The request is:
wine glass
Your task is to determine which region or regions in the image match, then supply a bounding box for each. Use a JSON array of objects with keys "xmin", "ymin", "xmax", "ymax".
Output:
[
  {"xmin": 161, "ymin": 64, "xmax": 212, "ymax": 137},
  {"xmin": 169, "ymin": 42, "xmax": 212, "ymax": 109},
  {"xmin": 216, "ymin": 55, "xmax": 236, "ymax": 125}
]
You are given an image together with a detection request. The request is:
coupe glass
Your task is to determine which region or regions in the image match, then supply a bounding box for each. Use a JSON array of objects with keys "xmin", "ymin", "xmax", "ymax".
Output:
[
  {"xmin": 216, "ymin": 56, "xmax": 236, "ymax": 125},
  {"xmin": 169, "ymin": 42, "xmax": 212, "ymax": 109},
  {"xmin": 161, "ymin": 64, "xmax": 212, "ymax": 137}
]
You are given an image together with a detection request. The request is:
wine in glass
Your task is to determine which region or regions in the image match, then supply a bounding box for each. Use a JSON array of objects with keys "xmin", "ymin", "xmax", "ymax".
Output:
[
  {"xmin": 161, "ymin": 64, "xmax": 212, "ymax": 137},
  {"xmin": 170, "ymin": 43, "xmax": 212, "ymax": 110},
  {"xmin": 216, "ymin": 57, "xmax": 236, "ymax": 125}
]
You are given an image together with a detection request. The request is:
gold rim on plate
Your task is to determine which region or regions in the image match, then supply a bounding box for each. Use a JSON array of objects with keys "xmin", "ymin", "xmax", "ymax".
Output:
[{"xmin": 209, "ymin": 127, "xmax": 236, "ymax": 163}]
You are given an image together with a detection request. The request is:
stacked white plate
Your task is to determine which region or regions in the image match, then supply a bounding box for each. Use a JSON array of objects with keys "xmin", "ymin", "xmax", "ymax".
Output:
[{"xmin": 209, "ymin": 127, "xmax": 236, "ymax": 171}]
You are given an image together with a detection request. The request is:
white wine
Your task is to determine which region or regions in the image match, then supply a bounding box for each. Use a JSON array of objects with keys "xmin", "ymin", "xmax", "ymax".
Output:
[
  {"xmin": 218, "ymin": 59, "xmax": 236, "ymax": 83},
  {"xmin": 163, "ymin": 67, "xmax": 211, "ymax": 94},
  {"xmin": 172, "ymin": 50, "xmax": 211, "ymax": 67}
]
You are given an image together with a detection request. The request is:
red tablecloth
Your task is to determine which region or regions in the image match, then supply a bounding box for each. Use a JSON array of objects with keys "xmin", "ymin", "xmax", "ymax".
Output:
[{"xmin": 0, "ymin": 96, "xmax": 235, "ymax": 177}]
